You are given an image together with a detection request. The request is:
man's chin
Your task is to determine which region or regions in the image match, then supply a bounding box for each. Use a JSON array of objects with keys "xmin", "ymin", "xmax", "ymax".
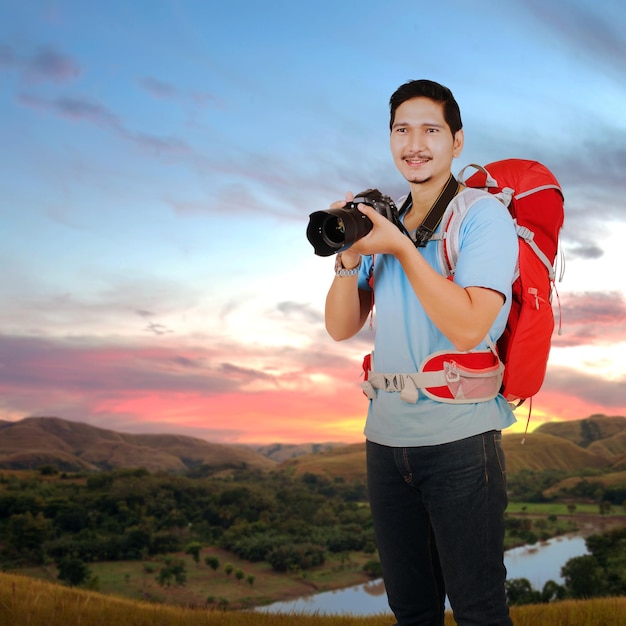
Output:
[{"xmin": 407, "ymin": 175, "xmax": 432, "ymax": 185}]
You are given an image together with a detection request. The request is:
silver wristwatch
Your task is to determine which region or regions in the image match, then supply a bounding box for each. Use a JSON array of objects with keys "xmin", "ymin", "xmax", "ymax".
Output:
[{"xmin": 334, "ymin": 253, "xmax": 362, "ymax": 276}]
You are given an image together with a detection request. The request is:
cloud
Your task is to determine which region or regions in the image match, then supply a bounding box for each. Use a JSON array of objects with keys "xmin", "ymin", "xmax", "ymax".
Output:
[
  {"xmin": 552, "ymin": 291, "xmax": 626, "ymax": 347},
  {"xmin": 521, "ymin": 0, "xmax": 626, "ymax": 79},
  {"xmin": 18, "ymin": 92, "xmax": 122, "ymax": 129},
  {"xmin": 0, "ymin": 331, "xmax": 369, "ymax": 443},
  {"xmin": 218, "ymin": 362, "xmax": 278, "ymax": 385},
  {"xmin": 18, "ymin": 92, "xmax": 193, "ymax": 160},
  {"xmin": 27, "ymin": 45, "xmax": 82, "ymax": 83},
  {"xmin": 555, "ymin": 140, "xmax": 626, "ymax": 201},
  {"xmin": 543, "ymin": 364, "xmax": 626, "ymax": 409},
  {"xmin": 136, "ymin": 310, "xmax": 174, "ymax": 336},
  {"xmin": 560, "ymin": 291, "xmax": 626, "ymax": 323},
  {"xmin": 0, "ymin": 43, "xmax": 81, "ymax": 83},
  {"xmin": 0, "ymin": 335, "xmax": 243, "ymax": 395},
  {"xmin": 530, "ymin": 137, "xmax": 626, "ymax": 260},
  {"xmin": 138, "ymin": 76, "xmax": 178, "ymax": 99},
  {"xmin": 276, "ymin": 301, "xmax": 324, "ymax": 325},
  {"xmin": 138, "ymin": 76, "xmax": 221, "ymax": 108},
  {"xmin": 0, "ymin": 330, "xmax": 349, "ymax": 398},
  {"xmin": 0, "ymin": 43, "xmax": 15, "ymax": 67},
  {"xmin": 564, "ymin": 243, "xmax": 604, "ymax": 262}
]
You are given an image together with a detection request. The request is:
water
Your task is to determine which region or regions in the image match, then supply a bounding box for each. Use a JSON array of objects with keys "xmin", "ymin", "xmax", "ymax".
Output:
[{"xmin": 257, "ymin": 534, "xmax": 588, "ymax": 616}]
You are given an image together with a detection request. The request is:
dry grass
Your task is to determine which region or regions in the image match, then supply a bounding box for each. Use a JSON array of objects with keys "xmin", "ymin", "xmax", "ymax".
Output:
[{"xmin": 2, "ymin": 572, "xmax": 626, "ymax": 626}]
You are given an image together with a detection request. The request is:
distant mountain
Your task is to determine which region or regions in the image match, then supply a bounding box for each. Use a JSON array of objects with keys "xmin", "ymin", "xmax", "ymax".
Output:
[
  {"xmin": 250, "ymin": 442, "xmax": 347, "ymax": 463},
  {"xmin": 535, "ymin": 414, "xmax": 626, "ymax": 448},
  {"xmin": 1, "ymin": 414, "xmax": 624, "ymax": 478},
  {"xmin": 279, "ymin": 442, "xmax": 367, "ymax": 481},
  {"xmin": 502, "ymin": 432, "xmax": 612, "ymax": 473},
  {"xmin": 280, "ymin": 415, "xmax": 626, "ymax": 480},
  {"xmin": 531, "ymin": 414, "xmax": 626, "ymax": 473},
  {"xmin": 0, "ymin": 416, "xmax": 276, "ymax": 473}
]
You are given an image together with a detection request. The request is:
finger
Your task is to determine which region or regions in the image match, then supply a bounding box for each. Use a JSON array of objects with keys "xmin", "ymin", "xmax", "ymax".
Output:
[{"xmin": 357, "ymin": 203, "xmax": 378, "ymax": 217}]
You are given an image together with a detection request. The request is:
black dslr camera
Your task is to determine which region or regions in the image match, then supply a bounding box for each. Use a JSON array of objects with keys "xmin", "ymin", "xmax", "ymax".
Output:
[{"xmin": 306, "ymin": 189, "xmax": 401, "ymax": 257}]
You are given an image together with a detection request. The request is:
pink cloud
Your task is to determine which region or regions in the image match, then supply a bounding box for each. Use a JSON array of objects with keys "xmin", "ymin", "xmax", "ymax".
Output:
[
  {"xmin": 552, "ymin": 290, "xmax": 626, "ymax": 347},
  {"xmin": 1, "ymin": 333, "xmax": 623, "ymax": 444},
  {"xmin": 17, "ymin": 92, "xmax": 193, "ymax": 160},
  {"xmin": 26, "ymin": 45, "xmax": 81, "ymax": 82},
  {"xmin": 137, "ymin": 76, "xmax": 221, "ymax": 109},
  {"xmin": 0, "ymin": 43, "xmax": 81, "ymax": 83},
  {"xmin": 18, "ymin": 92, "xmax": 122, "ymax": 128}
]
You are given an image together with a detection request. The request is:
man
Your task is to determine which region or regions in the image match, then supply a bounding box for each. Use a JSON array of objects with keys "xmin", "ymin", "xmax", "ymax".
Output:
[{"xmin": 324, "ymin": 80, "xmax": 517, "ymax": 625}]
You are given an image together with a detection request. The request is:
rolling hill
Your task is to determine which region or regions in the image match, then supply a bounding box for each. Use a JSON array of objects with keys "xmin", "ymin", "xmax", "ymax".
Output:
[
  {"xmin": 1, "ymin": 414, "xmax": 624, "ymax": 478},
  {"xmin": 0, "ymin": 416, "xmax": 276, "ymax": 473},
  {"xmin": 281, "ymin": 415, "xmax": 626, "ymax": 480}
]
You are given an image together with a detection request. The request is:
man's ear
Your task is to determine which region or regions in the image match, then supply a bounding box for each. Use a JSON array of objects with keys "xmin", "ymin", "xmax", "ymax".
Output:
[{"xmin": 452, "ymin": 129, "xmax": 464, "ymax": 158}]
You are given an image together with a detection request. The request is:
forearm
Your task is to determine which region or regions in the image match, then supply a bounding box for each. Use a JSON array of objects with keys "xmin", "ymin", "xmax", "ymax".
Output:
[{"xmin": 325, "ymin": 256, "xmax": 371, "ymax": 341}]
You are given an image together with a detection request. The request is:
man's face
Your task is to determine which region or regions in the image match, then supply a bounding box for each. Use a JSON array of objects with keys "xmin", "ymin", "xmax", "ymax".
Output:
[{"xmin": 390, "ymin": 97, "xmax": 464, "ymax": 186}]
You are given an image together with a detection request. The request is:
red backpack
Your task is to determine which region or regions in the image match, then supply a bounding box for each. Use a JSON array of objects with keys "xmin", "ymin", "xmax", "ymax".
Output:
[{"xmin": 441, "ymin": 159, "xmax": 565, "ymax": 412}]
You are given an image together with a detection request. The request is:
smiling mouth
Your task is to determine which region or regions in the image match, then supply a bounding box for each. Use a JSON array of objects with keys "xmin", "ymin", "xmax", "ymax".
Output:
[{"xmin": 405, "ymin": 155, "xmax": 431, "ymax": 166}]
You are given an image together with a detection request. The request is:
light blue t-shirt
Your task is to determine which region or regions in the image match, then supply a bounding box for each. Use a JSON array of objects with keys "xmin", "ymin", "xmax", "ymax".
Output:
[{"xmin": 358, "ymin": 190, "xmax": 518, "ymax": 447}]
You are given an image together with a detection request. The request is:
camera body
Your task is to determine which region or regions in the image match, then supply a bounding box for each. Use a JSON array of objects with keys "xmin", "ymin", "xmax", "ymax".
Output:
[{"xmin": 306, "ymin": 189, "xmax": 400, "ymax": 257}]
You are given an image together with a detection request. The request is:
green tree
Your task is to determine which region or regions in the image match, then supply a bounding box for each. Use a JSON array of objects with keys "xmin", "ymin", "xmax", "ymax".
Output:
[
  {"xmin": 363, "ymin": 560, "xmax": 382, "ymax": 578},
  {"xmin": 184, "ymin": 541, "xmax": 202, "ymax": 564},
  {"xmin": 505, "ymin": 578, "xmax": 541, "ymax": 605},
  {"xmin": 57, "ymin": 556, "xmax": 90, "ymax": 587},
  {"xmin": 156, "ymin": 558, "xmax": 187, "ymax": 587},
  {"xmin": 6, "ymin": 511, "xmax": 53, "ymax": 563},
  {"xmin": 267, "ymin": 543, "xmax": 325, "ymax": 572},
  {"xmin": 540, "ymin": 579, "xmax": 566, "ymax": 603},
  {"xmin": 561, "ymin": 555, "xmax": 607, "ymax": 598},
  {"xmin": 205, "ymin": 555, "xmax": 219, "ymax": 570}
]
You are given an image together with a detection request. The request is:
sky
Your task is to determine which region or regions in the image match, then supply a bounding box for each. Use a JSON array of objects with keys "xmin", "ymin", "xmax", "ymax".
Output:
[{"xmin": 1, "ymin": 0, "xmax": 626, "ymax": 445}]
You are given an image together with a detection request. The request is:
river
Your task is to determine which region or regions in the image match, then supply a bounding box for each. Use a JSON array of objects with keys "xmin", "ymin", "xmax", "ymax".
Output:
[{"xmin": 257, "ymin": 534, "xmax": 588, "ymax": 616}]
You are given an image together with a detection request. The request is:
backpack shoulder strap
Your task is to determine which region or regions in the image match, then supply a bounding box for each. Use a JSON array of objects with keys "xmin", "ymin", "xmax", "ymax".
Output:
[{"xmin": 437, "ymin": 188, "xmax": 492, "ymax": 277}]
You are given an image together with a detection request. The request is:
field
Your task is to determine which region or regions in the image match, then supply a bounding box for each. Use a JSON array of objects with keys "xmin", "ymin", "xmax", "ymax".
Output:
[
  {"xmin": 506, "ymin": 502, "xmax": 602, "ymax": 515},
  {"xmin": 2, "ymin": 571, "xmax": 626, "ymax": 626},
  {"xmin": 15, "ymin": 546, "xmax": 376, "ymax": 611}
]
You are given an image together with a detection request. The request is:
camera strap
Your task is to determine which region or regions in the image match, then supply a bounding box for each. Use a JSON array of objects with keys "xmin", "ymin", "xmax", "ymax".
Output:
[{"xmin": 399, "ymin": 174, "xmax": 460, "ymax": 247}]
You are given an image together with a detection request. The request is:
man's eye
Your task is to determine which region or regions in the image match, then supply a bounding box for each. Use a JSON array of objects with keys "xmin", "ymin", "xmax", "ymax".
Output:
[{"xmin": 426, "ymin": 128, "xmax": 438, "ymax": 133}]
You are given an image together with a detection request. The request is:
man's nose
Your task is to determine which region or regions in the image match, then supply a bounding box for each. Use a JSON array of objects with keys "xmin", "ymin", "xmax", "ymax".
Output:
[{"xmin": 406, "ymin": 131, "xmax": 425, "ymax": 152}]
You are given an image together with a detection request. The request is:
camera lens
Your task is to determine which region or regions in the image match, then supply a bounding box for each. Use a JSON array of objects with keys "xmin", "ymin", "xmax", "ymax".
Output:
[
  {"xmin": 306, "ymin": 207, "xmax": 373, "ymax": 256},
  {"xmin": 325, "ymin": 217, "xmax": 346, "ymax": 244}
]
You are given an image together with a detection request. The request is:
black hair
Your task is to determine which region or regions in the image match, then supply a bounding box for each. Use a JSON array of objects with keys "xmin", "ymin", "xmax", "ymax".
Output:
[{"xmin": 389, "ymin": 79, "xmax": 462, "ymax": 136}]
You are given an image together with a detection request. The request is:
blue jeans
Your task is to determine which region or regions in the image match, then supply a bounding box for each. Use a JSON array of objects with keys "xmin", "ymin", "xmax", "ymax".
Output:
[{"xmin": 366, "ymin": 432, "xmax": 513, "ymax": 626}]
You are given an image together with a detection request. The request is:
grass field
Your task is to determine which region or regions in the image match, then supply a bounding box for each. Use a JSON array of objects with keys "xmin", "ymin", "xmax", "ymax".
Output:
[
  {"xmin": 505, "ymin": 502, "xmax": 602, "ymax": 515},
  {"xmin": 16, "ymin": 546, "xmax": 376, "ymax": 610},
  {"xmin": 2, "ymin": 571, "xmax": 626, "ymax": 626}
]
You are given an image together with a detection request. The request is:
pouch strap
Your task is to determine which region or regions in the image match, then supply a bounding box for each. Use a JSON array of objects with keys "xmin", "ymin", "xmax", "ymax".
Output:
[
  {"xmin": 362, "ymin": 350, "xmax": 503, "ymax": 404},
  {"xmin": 364, "ymin": 371, "xmax": 448, "ymax": 403}
]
